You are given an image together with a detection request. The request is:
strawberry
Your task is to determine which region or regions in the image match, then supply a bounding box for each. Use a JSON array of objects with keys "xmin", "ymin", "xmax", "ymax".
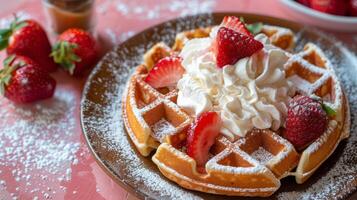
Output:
[
  {"xmin": 0, "ymin": 55, "xmax": 56, "ymax": 103},
  {"xmin": 283, "ymin": 95, "xmax": 330, "ymax": 151},
  {"xmin": 144, "ymin": 55, "xmax": 185, "ymax": 88},
  {"xmin": 310, "ymin": 0, "xmax": 347, "ymax": 15},
  {"xmin": 348, "ymin": 0, "xmax": 357, "ymax": 16},
  {"xmin": 297, "ymin": 0, "xmax": 311, "ymax": 7},
  {"xmin": 51, "ymin": 28, "xmax": 97, "ymax": 76},
  {"xmin": 214, "ymin": 27, "xmax": 263, "ymax": 68},
  {"xmin": 186, "ymin": 112, "xmax": 221, "ymax": 167},
  {"xmin": 220, "ymin": 16, "xmax": 252, "ymax": 37},
  {"xmin": 0, "ymin": 18, "xmax": 57, "ymax": 73}
]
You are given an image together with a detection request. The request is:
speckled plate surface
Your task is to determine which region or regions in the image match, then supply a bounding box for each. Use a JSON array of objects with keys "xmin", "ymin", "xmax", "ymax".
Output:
[{"xmin": 80, "ymin": 13, "xmax": 357, "ymax": 200}]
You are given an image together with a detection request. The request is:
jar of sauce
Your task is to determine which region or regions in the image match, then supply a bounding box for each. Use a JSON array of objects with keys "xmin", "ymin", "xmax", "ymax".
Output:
[{"xmin": 42, "ymin": 0, "xmax": 95, "ymax": 34}]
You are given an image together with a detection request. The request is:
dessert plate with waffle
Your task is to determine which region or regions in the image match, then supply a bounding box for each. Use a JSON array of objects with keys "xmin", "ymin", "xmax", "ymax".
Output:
[{"xmin": 81, "ymin": 13, "xmax": 356, "ymax": 199}]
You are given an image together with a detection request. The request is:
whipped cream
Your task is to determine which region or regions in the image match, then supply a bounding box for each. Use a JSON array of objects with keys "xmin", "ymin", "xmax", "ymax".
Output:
[{"xmin": 177, "ymin": 32, "xmax": 295, "ymax": 140}]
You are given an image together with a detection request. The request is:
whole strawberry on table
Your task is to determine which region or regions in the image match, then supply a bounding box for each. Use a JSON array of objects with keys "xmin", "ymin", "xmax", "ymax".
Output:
[
  {"xmin": 0, "ymin": 55, "xmax": 56, "ymax": 104},
  {"xmin": 0, "ymin": 17, "xmax": 58, "ymax": 73},
  {"xmin": 51, "ymin": 28, "xmax": 97, "ymax": 76}
]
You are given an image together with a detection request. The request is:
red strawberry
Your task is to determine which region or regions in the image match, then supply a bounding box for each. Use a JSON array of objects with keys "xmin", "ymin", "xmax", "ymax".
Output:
[
  {"xmin": 187, "ymin": 112, "xmax": 221, "ymax": 167},
  {"xmin": 214, "ymin": 27, "xmax": 263, "ymax": 68},
  {"xmin": 310, "ymin": 0, "xmax": 347, "ymax": 15},
  {"xmin": 144, "ymin": 55, "xmax": 185, "ymax": 88},
  {"xmin": 0, "ymin": 55, "xmax": 56, "ymax": 103},
  {"xmin": 0, "ymin": 18, "xmax": 57, "ymax": 73},
  {"xmin": 297, "ymin": 0, "xmax": 311, "ymax": 7},
  {"xmin": 348, "ymin": 0, "xmax": 357, "ymax": 16},
  {"xmin": 220, "ymin": 16, "xmax": 252, "ymax": 37},
  {"xmin": 283, "ymin": 95, "xmax": 329, "ymax": 150},
  {"xmin": 51, "ymin": 28, "xmax": 97, "ymax": 76}
]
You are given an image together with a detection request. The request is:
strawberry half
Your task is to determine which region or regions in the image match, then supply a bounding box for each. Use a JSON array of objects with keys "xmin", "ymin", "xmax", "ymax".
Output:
[
  {"xmin": 186, "ymin": 112, "xmax": 221, "ymax": 167},
  {"xmin": 220, "ymin": 16, "xmax": 252, "ymax": 37},
  {"xmin": 215, "ymin": 27, "xmax": 263, "ymax": 68},
  {"xmin": 144, "ymin": 55, "xmax": 185, "ymax": 88}
]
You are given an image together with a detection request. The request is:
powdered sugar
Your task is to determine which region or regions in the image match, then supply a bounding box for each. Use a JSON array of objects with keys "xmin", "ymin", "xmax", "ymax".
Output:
[
  {"xmin": 150, "ymin": 119, "xmax": 176, "ymax": 142},
  {"xmin": 111, "ymin": 0, "xmax": 215, "ymax": 19},
  {"xmin": 0, "ymin": 88, "xmax": 81, "ymax": 199},
  {"xmin": 81, "ymin": 15, "xmax": 357, "ymax": 199},
  {"xmin": 251, "ymin": 147, "xmax": 274, "ymax": 165}
]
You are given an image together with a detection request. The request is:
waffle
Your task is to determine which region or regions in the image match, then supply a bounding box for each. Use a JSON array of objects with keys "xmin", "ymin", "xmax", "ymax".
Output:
[
  {"xmin": 284, "ymin": 43, "xmax": 349, "ymax": 183},
  {"xmin": 172, "ymin": 25, "xmax": 294, "ymax": 52},
  {"xmin": 122, "ymin": 25, "xmax": 350, "ymax": 196}
]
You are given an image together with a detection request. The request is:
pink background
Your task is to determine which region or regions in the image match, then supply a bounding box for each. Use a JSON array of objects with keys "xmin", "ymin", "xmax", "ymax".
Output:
[{"xmin": 0, "ymin": 0, "xmax": 356, "ymax": 200}]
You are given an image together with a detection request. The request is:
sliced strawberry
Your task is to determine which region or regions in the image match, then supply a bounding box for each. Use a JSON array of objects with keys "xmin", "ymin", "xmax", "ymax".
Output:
[
  {"xmin": 186, "ymin": 112, "xmax": 221, "ymax": 167},
  {"xmin": 144, "ymin": 55, "xmax": 185, "ymax": 88},
  {"xmin": 215, "ymin": 27, "xmax": 263, "ymax": 68},
  {"xmin": 220, "ymin": 16, "xmax": 252, "ymax": 37}
]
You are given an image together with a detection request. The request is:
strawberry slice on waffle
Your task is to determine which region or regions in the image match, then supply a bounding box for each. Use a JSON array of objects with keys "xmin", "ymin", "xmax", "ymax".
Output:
[
  {"xmin": 145, "ymin": 55, "xmax": 185, "ymax": 88},
  {"xmin": 213, "ymin": 16, "xmax": 264, "ymax": 68}
]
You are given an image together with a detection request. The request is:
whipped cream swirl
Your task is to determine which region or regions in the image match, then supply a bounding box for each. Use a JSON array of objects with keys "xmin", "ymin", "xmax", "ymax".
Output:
[{"xmin": 177, "ymin": 33, "xmax": 295, "ymax": 140}]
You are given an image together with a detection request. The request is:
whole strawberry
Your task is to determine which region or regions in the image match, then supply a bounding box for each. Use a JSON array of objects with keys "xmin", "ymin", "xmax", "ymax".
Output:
[
  {"xmin": 297, "ymin": 0, "xmax": 311, "ymax": 7},
  {"xmin": 0, "ymin": 55, "xmax": 56, "ymax": 103},
  {"xmin": 283, "ymin": 95, "xmax": 330, "ymax": 150},
  {"xmin": 348, "ymin": 0, "xmax": 357, "ymax": 16},
  {"xmin": 310, "ymin": 0, "xmax": 347, "ymax": 16},
  {"xmin": 51, "ymin": 28, "xmax": 97, "ymax": 76},
  {"xmin": 0, "ymin": 18, "xmax": 57, "ymax": 72}
]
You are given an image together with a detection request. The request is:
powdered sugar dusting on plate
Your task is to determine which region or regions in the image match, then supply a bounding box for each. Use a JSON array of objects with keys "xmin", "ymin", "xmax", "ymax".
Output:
[{"xmin": 81, "ymin": 15, "xmax": 357, "ymax": 199}]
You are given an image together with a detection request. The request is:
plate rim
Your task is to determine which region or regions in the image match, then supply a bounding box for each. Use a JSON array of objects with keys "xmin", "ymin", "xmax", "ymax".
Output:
[{"xmin": 80, "ymin": 12, "xmax": 356, "ymax": 200}]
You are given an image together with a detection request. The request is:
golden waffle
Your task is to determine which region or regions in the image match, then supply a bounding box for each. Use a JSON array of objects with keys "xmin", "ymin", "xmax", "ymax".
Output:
[
  {"xmin": 123, "ymin": 65, "xmax": 192, "ymax": 156},
  {"xmin": 143, "ymin": 42, "xmax": 172, "ymax": 70},
  {"xmin": 171, "ymin": 25, "xmax": 294, "ymax": 52},
  {"xmin": 284, "ymin": 43, "xmax": 349, "ymax": 183},
  {"xmin": 122, "ymin": 26, "xmax": 350, "ymax": 196},
  {"xmin": 261, "ymin": 25, "xmax": 295, "ymax": 51},
  {"xmin": 153, "ymin": 129, "xmax": 299, "ymax": 196}
]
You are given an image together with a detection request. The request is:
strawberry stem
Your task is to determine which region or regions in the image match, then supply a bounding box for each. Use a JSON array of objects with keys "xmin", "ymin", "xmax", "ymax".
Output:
[
  {"xmin": 322, "ymin": 103, "xmax": 336, "ymax": 117},
  {"xmin": 239, "ymin": 17, "xmax": 263, "ymax": 35},
  {"xmin": 0, "ymin": 55, "xmax": 18, "ymax": 95},
  {"xmin": 0, "ymin": 16, "xmax": 27, "ymax": 51},
  {"xmin": 51, "ymin": 41, "xmax": 81, "ymax": 75}
]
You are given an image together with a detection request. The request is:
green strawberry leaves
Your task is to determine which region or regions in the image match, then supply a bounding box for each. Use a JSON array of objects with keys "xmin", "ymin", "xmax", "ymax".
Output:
[
  {"xmin": 239, "ymin": 17, "xmax": 263, "ymax": 35},
  {"xmin": 322, "ymin": 103, "xmax": 337, "ymax": 117},
  {"xmin": 50, "ymin": 41, "xmax": 81, "ymax": 75},
  {"xmin": 0, "ymin": 55, "xmax": 18, "ymax": 95},
  {"xmin": 310, "ymin": 94, "xmax": 336, "ymax": 117},
  {"xmin": 0, "ymin": 16, "xmax": 28, "ymax": 51}
]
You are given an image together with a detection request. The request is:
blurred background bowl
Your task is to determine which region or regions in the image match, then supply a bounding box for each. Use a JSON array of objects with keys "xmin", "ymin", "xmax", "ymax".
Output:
[{"xmin": 280, "ymin": 0, "xmax": 357, "ymax": 32}]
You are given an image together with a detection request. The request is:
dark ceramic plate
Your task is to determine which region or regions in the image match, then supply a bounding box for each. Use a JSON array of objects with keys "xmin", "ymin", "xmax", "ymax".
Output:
[{"xmin": 80, "ymin": 13, "xmax": 357, "ymax": 199}]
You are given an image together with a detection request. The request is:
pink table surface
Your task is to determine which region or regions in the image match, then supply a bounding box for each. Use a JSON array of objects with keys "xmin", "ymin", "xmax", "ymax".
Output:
[{"xmin": 0, "ymin": 0, "xmax": 356, "ymax": 200}]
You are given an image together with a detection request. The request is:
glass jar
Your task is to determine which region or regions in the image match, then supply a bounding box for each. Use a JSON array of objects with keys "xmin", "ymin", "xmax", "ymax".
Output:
[{"xmin": 42, "ymin": 0, "xmax": 95, "ymax": 34}]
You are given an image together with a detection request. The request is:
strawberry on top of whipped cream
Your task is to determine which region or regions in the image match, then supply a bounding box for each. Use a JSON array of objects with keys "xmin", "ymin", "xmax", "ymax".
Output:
[{"xmin": 177, "ymin": 28, "xmax": 295, "ymax": 141}]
